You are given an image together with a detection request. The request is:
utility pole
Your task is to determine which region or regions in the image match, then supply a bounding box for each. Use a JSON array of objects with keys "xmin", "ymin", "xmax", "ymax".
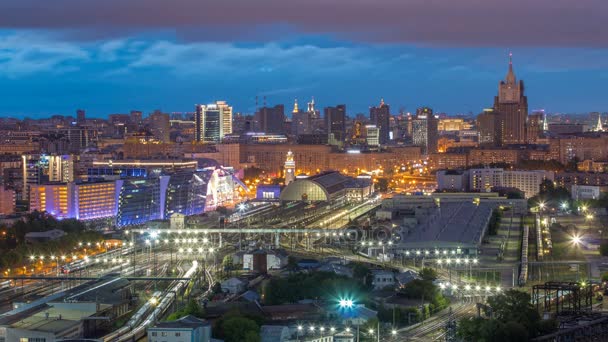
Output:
[{"xmin": 445, "ymin": 307, "xmax": 457, "ymax": 342}]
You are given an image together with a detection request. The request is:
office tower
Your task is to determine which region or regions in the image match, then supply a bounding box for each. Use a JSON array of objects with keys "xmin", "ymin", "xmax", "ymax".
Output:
[
  {"xmin": 366, "ymin": 125, "xmax": 380, "ymax": 148},
  {"xmin": 493, "ymin": 53, "xmax": 528, "ymax": 145},
  {"xmin": 527, "ymin": 111, "xmax": 544, "ymax": 143},
  {"xmin": 255, "ymin": 105, "xmax": 285, "ymax": 134},
  {"xmin": 412, "ymin": 107, "xmax": 439, "ymax": 154},
  {"xmin": 370, "ymin": 99, "xmax": 390, "ymax": 145},
  {"xmin": 284, "ymin": 150, "xmax": 295, "ymax": 185},
  {"xmin": 292, "ymin": 99, "xmax": 312, "ymax": 136},
  {"xmin": 148, "ymin": 110, "xmax": 171, "ymax": 143},
  {"xmin": 195, "ymin": 101, "xmax": 233, "ymax": 143},
  {"xmin": 130, "ymin": 110, "xmax": 143, "ymax": 128},
  {"xmin": 325, "ymin": 105, "xmax": 346, "ymax": 146},
  {"xmin": 76, "ymin": 109, "xmax": 86, "ymax": 125},
  {"xmin": 477, "ymin": 109, "xmax": 502, "ymax": 147},
  {"xmin": 217, "ymin": 101, "xmax": 233, "ymax": 136}
]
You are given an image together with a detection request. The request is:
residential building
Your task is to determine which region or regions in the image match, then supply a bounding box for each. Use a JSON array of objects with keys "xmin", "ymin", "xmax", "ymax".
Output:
[
  {"xmin": 0, "ymin": 186, "xmax": 15, "ymax": 215},
  {"xmin": 148, "ymin": 110, "xmax": 171, "ymax": 143},
  {"xmin": 256, "ymin": 105, "xmax": 285, "ymax": 134}
]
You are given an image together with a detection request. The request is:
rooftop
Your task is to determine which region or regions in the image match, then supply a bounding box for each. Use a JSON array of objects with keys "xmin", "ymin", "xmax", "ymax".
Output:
[
  {"xmin": 150, "ymin": 315, "xmax": 210, "ymax": 329},
  {"xmin": 401, "ymin": 201, "xmax": 493, "ymax": 248}
]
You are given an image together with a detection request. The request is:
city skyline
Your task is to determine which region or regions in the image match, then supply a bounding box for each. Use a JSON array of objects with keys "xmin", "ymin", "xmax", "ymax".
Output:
[{"xmin": 1, "ymin": 1, "xmax": 608, "ymax": 117}]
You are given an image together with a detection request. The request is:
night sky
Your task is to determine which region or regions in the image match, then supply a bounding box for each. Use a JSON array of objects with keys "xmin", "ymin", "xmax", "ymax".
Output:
[{"xmin": 0, "ymin": 0, "xmax": 607, "ymax": 118}]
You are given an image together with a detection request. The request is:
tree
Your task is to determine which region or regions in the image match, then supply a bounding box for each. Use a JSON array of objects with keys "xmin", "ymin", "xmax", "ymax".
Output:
[
  {"xmin": 352, "ymin": 263, "xmax": 372, "ymax": 287},
  {"xmin": 419, "ymin": 267, "xmax": 437, "ymax": 282},
  {"xmin": 220, "ymin": 316, "xmax": 260, "ymax": 342},
  {"xmin": 286, "ymin": 256, "xmax": 298, "ymax": 273},
  {"xmin": 458, "ymin": 290, "xmax": 545, "ymax": 340}
]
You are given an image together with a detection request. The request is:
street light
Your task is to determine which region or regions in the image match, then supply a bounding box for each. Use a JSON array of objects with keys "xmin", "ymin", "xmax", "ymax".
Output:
[{"xmin": 561, "ymin": 202, "xmax": 568, "ymax": 210}]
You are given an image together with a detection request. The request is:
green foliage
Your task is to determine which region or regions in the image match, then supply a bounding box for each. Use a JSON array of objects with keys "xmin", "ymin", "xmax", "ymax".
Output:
[
  {"xmin": 166, "ymin": 299, "xmax": 205, "ymax": 321},
  {"xmin": 0, "ymin": 212, "xmax": 101, "ymax": 269},
  {"xmin": 377, "ymin": 305, "xmax": 421, "ymax": 325},
  {"xmin": 419, "ymin": 267, "xmax": 437, "ymax": 282},
  {"xmin": 602, "ymin": 272, "xmax": 608, "ymax": 282},
  {"xmin": 219, "ymin": 316, "xmax": 260, "ymax": 342},
  {"xmin": 263, "ymin": 272, "xmax": 366, "ymax": 305},
  {"xmin": 286, "ymin": 256, "xmax": 298, "ymax": 273},
  {"xmin": 352, "ymin": 263, "xmax": 372, "ymax": 288},
  {"xmin": 457, "ymin": 290, "xmax": 549, "ymax": 341},
  {"xmin": 375, "ymin": 178, "xmax": 389, "ymax": 192},
  {"xmin": 213, "ymin": 311, "xmax": 264, "ymax": 342}
]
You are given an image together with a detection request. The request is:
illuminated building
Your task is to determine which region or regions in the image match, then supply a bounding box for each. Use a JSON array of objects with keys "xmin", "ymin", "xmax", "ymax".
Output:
[
  {"xmin": 0, "ymin": 186, "xmax": 15, "ymax": 215},
  {"xmin": 29, "ymin": 183, "xmax": 70, "ymax": 219},
  {"xmin": 325, "ymin": 104, "xmax": 346, "ymax": 146},
  {"xmin": 438, "ymin": 118, "xmax": 471, "ymax": 132},
  {"xmin": 477, "ymin": 109, "xmax": 501, "ymax": 147},
  {"xmin": 493, "ymin": 53, "xmax": 528, "ymax": 145},
  {"xmin": 279, "ymin": 171, "xmax": 373, "ymax": 203},
  {"xmin": 71, "ymin": 181, "xmax": 117, "ymax": 220},
  {"xmin": 365, "ymin": 125, "xmax": 380, "ymax": 149},
  {"xmin": 116, "ymin": 177, "xmax": 167, "ymax": 226},
  {"xmin": 527, "ymin": 111, "xmax": 544, "ymax": 143},
  {"xmin": 466, "ymin": 168, "xmax": 553, "ymax": 198},
  {"xmin": 20, "ymin": 154, "xmax": 74, "ymax": 200},
  {"xmin": 412, "ymin": 107, "xmax": 439, "ymax": 154},
  {"xmin": 370, "ymin": 99, "xmax": 390, "ymax": 145},
  {"xmin": 164, "ymin": 170, "xmax": 212, "ymax": 217},
  {"xmin": 28, "ymin": 181, "xmax": 118, "ymax": 220},
  {"xmin": 148, "ymin": 110, "xmax": 171, "ymax": 143},
  {"xmin": 91, "ymin": 159, "xmax": 198, "ymax": 174},
  {"xmin": 195, "ymin": 101, "xmax": 233, "ymax": 143},
  {"xmin": 284, "ymin": 150, "xmax": 295, "ymax": 185}
]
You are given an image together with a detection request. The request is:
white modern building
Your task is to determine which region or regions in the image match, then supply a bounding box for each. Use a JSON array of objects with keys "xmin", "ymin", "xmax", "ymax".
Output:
[
  {"xmin": 571, "ymin": 185, "xmax": 602, "ymax": 200},
  {"xmin": 148, "ymin": 315, "xmax": 211, "ymax": 342},
  {"xmin": 440, "ymin": 168, "xmax": 554, "ymax": 198}
]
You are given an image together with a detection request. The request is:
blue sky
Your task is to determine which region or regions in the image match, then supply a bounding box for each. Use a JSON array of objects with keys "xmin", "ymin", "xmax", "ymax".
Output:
[{"xmin": 0, "ymin": 0, "xmax": 607, "ymax": 118}]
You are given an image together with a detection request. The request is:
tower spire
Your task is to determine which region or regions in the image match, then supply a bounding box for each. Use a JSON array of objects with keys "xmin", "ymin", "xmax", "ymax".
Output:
[
  {"xmin": 506, "ymin": 51, "xmax": 516, "ymax": 84},
  {"xmin": 596, "ymin": 113, "xmax": 604, "ymax": 132},
  {"xmin": 293, "ymin": 98, "xmax": 299, "ymax": 113}
]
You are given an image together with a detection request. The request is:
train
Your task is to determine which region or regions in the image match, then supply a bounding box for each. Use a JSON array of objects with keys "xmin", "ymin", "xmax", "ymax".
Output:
[
  {"xmin": 103, "ymin": 261, "xmax": 199, "ymax": 342},
  {"xmin": 0, "ymin": 280, "xmax": 13, "ymax": 290}
]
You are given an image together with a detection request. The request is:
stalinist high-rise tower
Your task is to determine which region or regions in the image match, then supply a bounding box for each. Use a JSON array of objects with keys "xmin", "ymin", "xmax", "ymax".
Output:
[{"xmin": 493, "ymin": 53, "xmax": 528, "ymax": 145}]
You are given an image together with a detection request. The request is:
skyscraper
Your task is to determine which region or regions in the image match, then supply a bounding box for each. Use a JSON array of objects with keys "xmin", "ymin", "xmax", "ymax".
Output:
[
  {"xmin": 370, "ymin": 99, "xmax": 390, "ymax": 145},
  {"xmin": 493, "ymin": 54, "xmax": 528, "ymax": 145},
  {"xmin": 527, "ymin": 111, "xmax": 544, "ymax": 143},
  {"xmin": 477, "ymin": 109, "xmax": 502, "ymax": 147},
  {"xmin": 412, "ymin": 107, "xmax": 439, "ymax": 154},
  {"xmin": 76, "ymin": 109, "xmax": 86, "ymax": 125},
  {"xmin": 255, "ymin": 104, "xmax": 285, "ymax": 134},
  {"xmin": 325, "ymin": 104, "xmax": 346, "ymax": 145},
  {"xmin": 148, "ymin": 110, "xmax": 171, "ymax": 143},
  {"xmin": 195, "ymin": 101, "xmax": 233, "ymax": 143}
]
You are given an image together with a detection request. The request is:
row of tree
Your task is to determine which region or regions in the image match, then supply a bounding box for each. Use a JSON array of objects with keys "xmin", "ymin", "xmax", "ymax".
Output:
[{"xmin": 0, "ymin": 211, "xmax": 102, "ymax": 269}]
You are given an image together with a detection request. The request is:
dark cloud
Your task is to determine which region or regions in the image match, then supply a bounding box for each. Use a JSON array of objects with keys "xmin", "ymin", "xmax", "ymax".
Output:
[{"xmin": 0, "ymin": 0, "xmax": 606, "ymax": 46}]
